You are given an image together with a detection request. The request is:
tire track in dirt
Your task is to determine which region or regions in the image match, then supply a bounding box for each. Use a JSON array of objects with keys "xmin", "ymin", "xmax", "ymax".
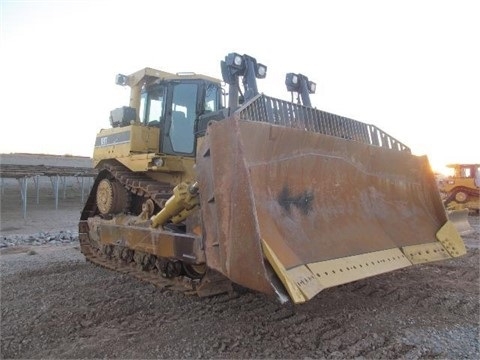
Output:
[{"xmin": 1, "ymin": 245, "xmax": 479, "ymax": 359}]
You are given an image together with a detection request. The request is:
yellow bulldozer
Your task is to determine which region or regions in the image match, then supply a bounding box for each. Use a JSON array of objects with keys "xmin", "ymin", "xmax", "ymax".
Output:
[
  {"xmin": 438, "ymin": 163, "xmax": 480, "ymax": 213},
  {"xmin": 437, "ymin": 164, "xmax": 479, "ymax": 235},
  {"xmin": 79, "ymin": 52, "xmax": 466, "ymax": 304}
]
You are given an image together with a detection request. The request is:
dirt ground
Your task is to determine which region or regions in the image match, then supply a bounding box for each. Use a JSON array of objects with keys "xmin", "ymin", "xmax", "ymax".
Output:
[{"xmin": 1, "ymin": 155, "xmax": 479, "ymax": 359}]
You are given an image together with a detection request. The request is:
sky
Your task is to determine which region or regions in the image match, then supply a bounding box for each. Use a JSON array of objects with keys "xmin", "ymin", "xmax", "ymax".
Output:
[{"xmin": 0, "ymin": 0, "xmax": 478, "ymax": 174}]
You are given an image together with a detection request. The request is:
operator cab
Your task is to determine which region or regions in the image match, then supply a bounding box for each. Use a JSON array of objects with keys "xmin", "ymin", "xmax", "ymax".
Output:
[{"xmin": 139, "ymin": 78, "xmax": 223, "ymax": 157}]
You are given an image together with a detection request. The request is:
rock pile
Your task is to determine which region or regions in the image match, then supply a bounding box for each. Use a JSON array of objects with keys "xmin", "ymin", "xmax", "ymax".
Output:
[{"xmin": 0, "ymin": 231, "xmax": 78, "ymax": 248}]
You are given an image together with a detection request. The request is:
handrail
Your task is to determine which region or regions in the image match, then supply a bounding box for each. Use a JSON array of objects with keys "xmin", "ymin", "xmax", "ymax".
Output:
[{"xmin": 236, "ymin": 94, "xmax": 410, "ymax": 153}]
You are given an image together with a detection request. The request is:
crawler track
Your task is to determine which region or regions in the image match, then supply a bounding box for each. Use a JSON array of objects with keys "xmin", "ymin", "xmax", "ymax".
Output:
[
  {"xmin": 444, "ymin": 186, "xmax": 480, "ymax": 206},
  {"xmin": 78, "ymin": 160, "xmax": 228, "ymax": 295},
  {"xmin": 78, "ymin": 234, "xmax": 200, "ymax": 294}
]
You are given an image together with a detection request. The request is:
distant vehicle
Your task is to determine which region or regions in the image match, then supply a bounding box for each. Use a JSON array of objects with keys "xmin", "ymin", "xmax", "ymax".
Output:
[{"xmin": 438, "ymin": 163, "xmax": 480, "ymax": 214}]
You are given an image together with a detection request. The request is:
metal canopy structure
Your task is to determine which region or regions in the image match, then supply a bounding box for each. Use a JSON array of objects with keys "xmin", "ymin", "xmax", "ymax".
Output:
[{"xmin": 0, "ymin": 164, "xmax": 98, "ymax": 219}]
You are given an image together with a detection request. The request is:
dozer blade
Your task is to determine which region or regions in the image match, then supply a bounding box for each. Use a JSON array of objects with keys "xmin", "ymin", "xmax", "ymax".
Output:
[
  {"xmin": 196, "ymin": 117, "xmax": 466, "ymax": 304},
  {"xmin": 447, "ymin": 209, "xmax": 475, "ymax": 236}
]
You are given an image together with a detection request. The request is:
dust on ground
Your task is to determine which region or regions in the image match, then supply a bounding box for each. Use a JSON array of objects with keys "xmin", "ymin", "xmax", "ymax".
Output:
[
  {"xmin": 1, "ymin": 238, "xmax": 479, "ymax": 359},
  {"xmin": 1, "ymin": 155, "xmax": 479, "ymax": 359}
]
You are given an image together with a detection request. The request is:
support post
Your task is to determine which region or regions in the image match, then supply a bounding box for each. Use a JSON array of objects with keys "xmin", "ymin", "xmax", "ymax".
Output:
[
  {"xmin": 81, "ymin": 177, "xmax": 85, "ymax": 203},
  {"xmin": 17, "ymin": 176, "xmax": 28, "ymax": 220},
  {"xmin": 34, "ymin": 175, "xmax": 40, "ymax": 204},
  {"xmin": 62, "ymin": 176, "xmax": 66, "ymax": 199},
  {"xmin": 54, "ymin": 175, "xmax": 60, "ymax": 210}
]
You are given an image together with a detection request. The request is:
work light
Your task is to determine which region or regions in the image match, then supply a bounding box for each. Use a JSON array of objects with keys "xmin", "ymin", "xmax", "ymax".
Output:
[
  {"xmin": 226, "ymin": 53, "xmax": 244, "ymax": 70},
  {"xmin": 115, "ymin": 74, "xmax": 128, "ymax": 86},
  {"xmin": 285, "ymin": 73, "xmax": 300, "ymax": 91},
  {"xmin": 256, "ymin": 64, "xmax": 267, "ymax": 79}
]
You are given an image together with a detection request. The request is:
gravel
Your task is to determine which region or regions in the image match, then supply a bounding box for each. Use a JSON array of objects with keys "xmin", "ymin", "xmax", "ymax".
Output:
[
  {"xmin": 1, "ymin": 154, "xmax": 479, "ymax": 359},
  {"xmin": 0, "ymin": 230, "xmax": 78, "ymax": 248},
  {"xmin": 1, "ymin": 230, "xmax": 479, "ymax": 359}
]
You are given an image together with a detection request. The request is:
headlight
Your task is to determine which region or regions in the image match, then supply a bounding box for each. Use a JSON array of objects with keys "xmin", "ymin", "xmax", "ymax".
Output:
[
  {"xmin": 115, "ymin": 74, "xmax": 128, "ymax": 86},
  {"xmin": 285, "ymin": 73, "xmax": 300, "ymax": 91},
  {"xmin": 153, "ymin": 158, "xmax": 164, "ymax": 167},
  {"xmin": 226, "ymin": 52, "xmax": 244, "ymax": 69},
  {"xmin": 308, "ymin": 81, "xmax": 316, "ymax": 94},
  {"xmin": 234, "ymin": 54, "xmax": 243, "ymax": 66},
  {"xmin": 256, "ymin": 64, "xmax": 267, "ymax": 79}
]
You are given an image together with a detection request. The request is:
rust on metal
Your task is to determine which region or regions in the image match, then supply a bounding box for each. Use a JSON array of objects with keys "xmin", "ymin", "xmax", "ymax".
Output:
[
  {"xmin": 197, "ymin": 116, "xmax": 453, "ymax": 301},
  {"xmin": 87, "ymin": 216, "xmax": 205, "ymax": 264},
  {"xmin": 78, "ymin": 163, "xmax": 232, "ymax": 297},
  {"xmin": 79, "ymin": 228, "xmax": 231, "ymax": 297}
]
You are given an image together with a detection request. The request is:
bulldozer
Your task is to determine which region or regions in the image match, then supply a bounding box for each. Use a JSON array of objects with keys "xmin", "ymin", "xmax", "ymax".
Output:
[
  {"xmin": 438, "ymin": 163, "xmax": 480, "ymax": 213},
  {"xmin": 437, "ymin": 163, "xmax": 479, "ymax": 236},
  {"xmin": 79, "ymin": 52, "xmax": 466, "ymax": 304}
]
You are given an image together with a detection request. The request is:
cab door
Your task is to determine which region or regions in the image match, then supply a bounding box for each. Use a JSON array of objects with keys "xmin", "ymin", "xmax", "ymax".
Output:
[{"xmin": 161, "ymin": 82, "xmax": 198, "ymax": 156}]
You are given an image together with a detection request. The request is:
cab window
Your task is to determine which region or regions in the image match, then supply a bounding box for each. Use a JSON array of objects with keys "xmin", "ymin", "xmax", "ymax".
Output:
[
  {"xmin": 204, "ymin": 83, "xmax": 220, "ymax": 112},
  {"xmin": 170, "ymin": 83, "xmax": 197, "ymax": 153},
  {"xmin": 141, "ymin": 86, "xmax": 165, "ymax": 126}
]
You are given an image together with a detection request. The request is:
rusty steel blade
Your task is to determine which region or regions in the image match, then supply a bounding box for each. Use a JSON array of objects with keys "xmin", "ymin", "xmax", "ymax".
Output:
[{"xmin": 196, "ymin": 116, "xmax": 458, "ymax": 302}]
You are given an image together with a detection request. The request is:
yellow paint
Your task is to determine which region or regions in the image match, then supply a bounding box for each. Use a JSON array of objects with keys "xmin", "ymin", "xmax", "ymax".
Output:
[
  {"xmin": 436, "ymin": 220, "xmax": 467, "ymax": 257},
  {"xmin": 285, "ymin": 265, "xmax": 324, "ymax": 300},
  {"xmin": 262, "ymin": 242, "xmax": 414, "ymax": 303},
  {"xmin": 261, "ymin": 240, "xmax": 306, "ymax": 303},
  {"xmin": 93, "ymin": 124, "xmax": 159, "ymax": 164},
  {"xmin": 305, "ymin": 248, "xmax": 411, "ymax": 290},
  {"xmin": 401, "ymin": 242, "xmax": 451, "ymax": 264}
]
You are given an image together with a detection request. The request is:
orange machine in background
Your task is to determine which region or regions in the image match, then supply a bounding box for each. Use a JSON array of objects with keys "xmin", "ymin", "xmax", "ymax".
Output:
[{"xmin": 439, "ymin": 164, "xmax": 480, "ymax": 213}]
